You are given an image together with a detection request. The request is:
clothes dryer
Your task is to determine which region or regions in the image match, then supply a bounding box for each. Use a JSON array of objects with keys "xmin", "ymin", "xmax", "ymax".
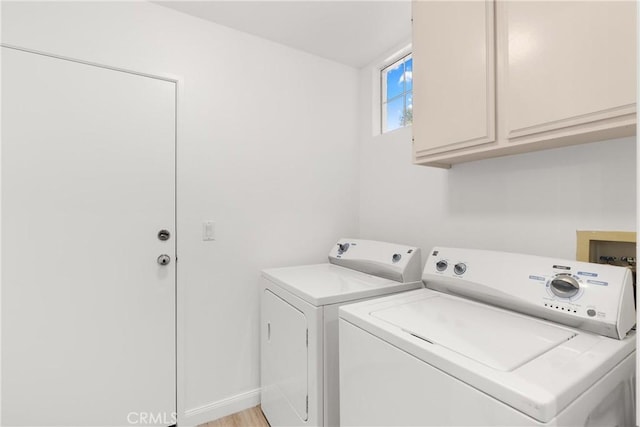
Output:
[{"xmin": 260, "ymin": 239, "xmax": 422, "ymax": 426}]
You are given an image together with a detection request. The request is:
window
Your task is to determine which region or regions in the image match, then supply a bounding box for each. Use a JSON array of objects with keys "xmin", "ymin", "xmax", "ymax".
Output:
[{"xmin": 381, "ymin": 53, "xmax": 412, "ymax": 133}]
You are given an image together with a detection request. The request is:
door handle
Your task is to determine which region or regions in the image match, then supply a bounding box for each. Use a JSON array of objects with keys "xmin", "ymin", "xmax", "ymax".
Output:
[
  {"xmin": 158, "ymin": 229, "xmax": 171, "ymax": 241},
  {"xmin": 157, "ymin": 254, "xmax": 171, "ymax": 266}
]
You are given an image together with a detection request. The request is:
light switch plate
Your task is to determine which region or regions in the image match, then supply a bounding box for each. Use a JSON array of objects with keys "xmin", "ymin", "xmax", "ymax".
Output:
[{"xmin": 203, "ymin": 221, "xmax": 215, "ymax": 241}]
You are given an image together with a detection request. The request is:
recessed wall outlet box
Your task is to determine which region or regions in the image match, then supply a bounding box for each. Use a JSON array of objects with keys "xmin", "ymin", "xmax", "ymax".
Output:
[
  {"xmin": 577, "ymin": 231, "xmax": 636, "ymax": 265},
  {"xmin": 576, "ymin": 231, "xmax": 636, "ymax": 287}
]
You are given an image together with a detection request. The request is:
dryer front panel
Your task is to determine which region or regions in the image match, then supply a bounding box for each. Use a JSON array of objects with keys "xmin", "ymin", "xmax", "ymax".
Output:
[{"xmin": 261, "ymin": 290, "xmax": 308, "ymax": 423}]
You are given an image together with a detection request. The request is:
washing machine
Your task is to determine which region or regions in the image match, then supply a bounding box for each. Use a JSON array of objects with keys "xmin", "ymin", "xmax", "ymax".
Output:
[
  {"xmin": 339, "ymin": 247, "xmax": 636, "ymax": 426},
  {"xmin": 260, "ymin": 238, "xmax": 423, "ymax": 426}
]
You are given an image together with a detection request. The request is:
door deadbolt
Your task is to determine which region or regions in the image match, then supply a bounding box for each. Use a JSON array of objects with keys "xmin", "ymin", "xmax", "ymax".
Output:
[
  {"xmin": 157, "ymin": 254, "xmax": 171, "ymax": 266},
  {"xmin": 158, "ymin": 229, "xmax": 171, "ymax": 241}
]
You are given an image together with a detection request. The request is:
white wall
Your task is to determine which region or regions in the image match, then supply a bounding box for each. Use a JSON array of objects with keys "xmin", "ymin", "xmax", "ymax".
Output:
[
  {"xmin": 4, "ymin": 1, "xmax": 637, "ymax": 424},
  {"xmin": 1, "ymin": 1, "xmax": 360, "ymax": 424},
  {"xmin": 358, "ymin": 53, "xmax": 637, "ymax": 262}
]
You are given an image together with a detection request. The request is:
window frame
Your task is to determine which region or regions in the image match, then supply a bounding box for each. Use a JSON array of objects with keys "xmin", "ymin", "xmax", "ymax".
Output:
[{"xmin": 380, "ymin": 52, "xmax": 413, "ymax": 134}]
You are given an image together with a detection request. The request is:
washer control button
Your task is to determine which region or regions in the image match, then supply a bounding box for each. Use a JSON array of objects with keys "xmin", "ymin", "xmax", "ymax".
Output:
[
  {"xmin": 587, "ymin": 309, "xmax": 596, "ymax": 317},
  {"xmin": 392, "ymin": 253, "xmax": 402, "ymax": 263},
  {"xmin": 550, "ymin": 274, "xmax": 580, "ymax": 298},
  {"xmin": 454, "ymin": 263, "xmax": 467, "ymax": 275},
  {"xmin": 436, "ymin": 260, "xmax": 448, "ymax": 271}
]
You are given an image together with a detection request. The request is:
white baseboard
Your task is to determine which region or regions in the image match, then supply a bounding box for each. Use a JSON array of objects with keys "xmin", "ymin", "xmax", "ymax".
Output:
[{"xmin": 182, "ymin": 388, "xmax": 261, "ymax": 426}]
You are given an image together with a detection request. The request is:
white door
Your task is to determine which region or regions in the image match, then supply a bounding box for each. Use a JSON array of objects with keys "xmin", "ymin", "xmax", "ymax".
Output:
[{"xmin": 1, "ymin": 47, "xmax": 176, "ymax": 426}]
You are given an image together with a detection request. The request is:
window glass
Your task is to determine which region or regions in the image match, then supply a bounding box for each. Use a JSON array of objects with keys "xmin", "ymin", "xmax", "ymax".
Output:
[
  {"xmin": 385, "ymin": 96, "xmax": 405, "ymax": 132},
  {"xmin": 381, "ymin": 54, "xmax": 413, "ymax": 133},
  {"xmin": 403, "ymin": 93, "xmax": 413, "ymax": 126},
  {"xmin": 404, "ymin": 58, "xmax": 413, "ymax": 92},
  {"xmin": 385, "ymin": 62, "xmax": 405, "ymax": 101}
]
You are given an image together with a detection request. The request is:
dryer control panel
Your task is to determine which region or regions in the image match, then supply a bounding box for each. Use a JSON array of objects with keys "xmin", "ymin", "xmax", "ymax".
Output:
[
  {"xmin": 329, "ymin": 238, "xmax": 422, "ymax": 283},
  {"xmin": 423, "ymin": 247, "xmax": 636, "ymax": 339}
]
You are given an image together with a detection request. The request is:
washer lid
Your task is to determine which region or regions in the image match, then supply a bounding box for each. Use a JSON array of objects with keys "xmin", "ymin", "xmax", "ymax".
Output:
[
  {"xmin": 372, "ymin": 295, "xmax": 576, "ymax": 371},
  {"xmin": 262, "ymin": 264, "xmax": 421, "ymax": 306},
  {"xmin": 340, "ymin": 289, "xmax": 636, "ymax": 423}
]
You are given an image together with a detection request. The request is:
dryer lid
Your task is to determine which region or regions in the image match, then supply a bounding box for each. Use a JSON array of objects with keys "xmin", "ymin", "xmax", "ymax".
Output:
[{"xmin": 371, "ymin": 295, "xmax": 577, "ymax": 371}]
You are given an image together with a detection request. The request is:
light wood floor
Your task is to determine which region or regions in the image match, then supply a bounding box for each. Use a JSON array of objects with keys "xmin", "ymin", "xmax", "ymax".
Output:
[{"xmin": 200, "ymin": 405, "xmax": 270, "ymax": 427}]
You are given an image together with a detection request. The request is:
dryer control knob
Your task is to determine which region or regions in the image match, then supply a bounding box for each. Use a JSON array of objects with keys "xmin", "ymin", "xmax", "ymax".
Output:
[
  {"xmin": 454, "ymin": 263, "xmax": 467, "ymax": 275},
  {"xmin": 337, "ymin": 243, "xmax": 350, "ymax": 254},
  {"xmin": 436, "ymin": 260, "xmax": 448, "ymax": 272}
]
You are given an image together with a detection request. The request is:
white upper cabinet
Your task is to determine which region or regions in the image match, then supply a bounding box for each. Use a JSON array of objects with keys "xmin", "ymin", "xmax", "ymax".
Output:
[
  {"xmin": 504, "ymin": 1, "xmax": 636, "ymax": 142},
  {"xmin": 412, "ymin": 0, "xmax": 495, "ymax": 164},
  {"xmin": 412, "ymin": 0, "xmax": 637, "ymax": 167}
]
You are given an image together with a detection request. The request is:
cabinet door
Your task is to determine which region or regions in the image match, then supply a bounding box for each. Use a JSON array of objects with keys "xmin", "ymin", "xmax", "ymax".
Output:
[
  {"xmin": 504, "ymin": 1, "xmax": 636, "ymax": 141},
  {"xmin": 412, "ymin": 0, "xmax": 495, "ymax": 162}
]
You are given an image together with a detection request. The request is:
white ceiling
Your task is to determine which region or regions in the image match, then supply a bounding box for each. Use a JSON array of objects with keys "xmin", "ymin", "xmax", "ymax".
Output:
[{"xmin": 154, "ymin": 1, "xmax": 412, "ymax": 68}]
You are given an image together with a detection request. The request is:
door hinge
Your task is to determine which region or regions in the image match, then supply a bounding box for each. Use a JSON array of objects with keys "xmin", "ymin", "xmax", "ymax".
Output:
[
  {"xmin": 306, "ymin": 329, "xmax": 308, "ymax": 347},
  {"xmin": 306, "ymin": 395, "xmax": 309, "ymax": 414}
]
